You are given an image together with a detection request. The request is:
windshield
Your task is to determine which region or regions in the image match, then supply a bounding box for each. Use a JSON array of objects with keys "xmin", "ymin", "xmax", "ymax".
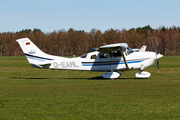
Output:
[
  {"xmin": 126, "ymin": 47, "xmax": 134, "ymax": 55},
  {"xmin": 127, "ymin": 47, "xmax": 135, "ymax": 52}
]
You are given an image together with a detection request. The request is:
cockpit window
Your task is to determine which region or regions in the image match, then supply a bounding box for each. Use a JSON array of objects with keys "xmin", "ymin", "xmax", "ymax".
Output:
[
  {"xmin": 110, "ymin": 51, "xmax": 122, "ymax": 57},
  {"xmin": 80, "ymin": 54, "xmax": 87, "ymax": 58}
]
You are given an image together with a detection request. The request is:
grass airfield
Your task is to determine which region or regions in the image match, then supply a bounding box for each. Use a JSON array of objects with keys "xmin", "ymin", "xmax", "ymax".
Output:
[{"xmin": 0, "ymin": 56, "xmax": 180, "ymax": 119}]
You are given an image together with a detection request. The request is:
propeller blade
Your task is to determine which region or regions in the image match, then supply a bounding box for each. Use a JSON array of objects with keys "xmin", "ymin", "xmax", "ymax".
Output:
[
  {"xmin": 157, "ymin": 59, "xmax": 159, "ymax": 73},
  {"xmin": 156, "ymin": 45, "xmax": 159, "ymax": 73},
  {"xmin": 156, "ymin": 47, "xmax": 159, "ymax": 54}
]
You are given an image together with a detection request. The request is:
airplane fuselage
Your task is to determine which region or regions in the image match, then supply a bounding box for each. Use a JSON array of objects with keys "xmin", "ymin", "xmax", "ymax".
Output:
[{"xmin": 43, "ymin": 51, "xmax": 157, "ymax": 72}]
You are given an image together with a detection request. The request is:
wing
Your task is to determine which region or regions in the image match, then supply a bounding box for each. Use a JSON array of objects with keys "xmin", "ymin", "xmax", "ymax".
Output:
[
  {"xmin": 97, "ymin": 43, "xmax": 129, "ymax": 70},
  {"xmin": 98, "ymin": 43, "xmax": 128, "ymax": 52}
]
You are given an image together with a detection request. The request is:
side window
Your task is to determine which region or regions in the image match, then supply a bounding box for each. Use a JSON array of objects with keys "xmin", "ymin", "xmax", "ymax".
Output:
[
  {"xmin": 91, "ymin": 55, "xmax": 97, "ymax": 59},
  {"xmin": 110, "ymin": 51, "xmax": 122, "ymax": 57},
  {"xmin": 100, "ymin": 53, "xmax": 108, "ymax": 58}
]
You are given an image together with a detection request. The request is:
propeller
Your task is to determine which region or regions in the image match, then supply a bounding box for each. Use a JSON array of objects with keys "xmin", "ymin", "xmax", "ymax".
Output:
[
  {"xmin": 156, "ymin": 46, "xmax": 160, "ymax": 73},
  {"xmin": 157, "ymin": 58, "xmax": 159, "ymax": 73}
]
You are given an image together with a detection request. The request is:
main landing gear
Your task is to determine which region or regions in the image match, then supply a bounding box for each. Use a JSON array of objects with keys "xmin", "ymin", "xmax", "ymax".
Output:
[{"xmin": 103, "ymin": 70, "xmax": 121, "ymax": 79}]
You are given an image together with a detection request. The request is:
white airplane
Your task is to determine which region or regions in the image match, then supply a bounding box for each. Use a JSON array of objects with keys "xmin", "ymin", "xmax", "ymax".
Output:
[{"xmin": 16, "ymin": 37, "xmax": 163, "ymax": 79}]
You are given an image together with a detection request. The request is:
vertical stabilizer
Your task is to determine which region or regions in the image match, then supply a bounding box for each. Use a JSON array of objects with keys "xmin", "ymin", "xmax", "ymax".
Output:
[
  {"xmin": 16, "ymin": 38, "xmax": 56, "ymax": 68},
  {"xmin": 16, "ymin": 38, "xmax": 46, "ymax": 56}
]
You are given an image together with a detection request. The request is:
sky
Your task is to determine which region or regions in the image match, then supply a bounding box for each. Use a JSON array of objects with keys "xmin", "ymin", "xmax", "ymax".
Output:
[{"xmin": 1, "ymin": 0, "xmax": 180, "ymax": 33}]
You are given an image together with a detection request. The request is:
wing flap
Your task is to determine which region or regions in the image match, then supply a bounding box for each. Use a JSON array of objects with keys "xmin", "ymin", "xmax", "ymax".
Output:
[{"xmin": 30, "ymin": 63, "xmax": 51, "ymax": 68}]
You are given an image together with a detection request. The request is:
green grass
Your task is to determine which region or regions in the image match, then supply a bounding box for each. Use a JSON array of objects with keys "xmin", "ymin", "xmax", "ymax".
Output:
[{"xmin": 0, "ymin": 56, "xmax": 180, "ymax": 119}]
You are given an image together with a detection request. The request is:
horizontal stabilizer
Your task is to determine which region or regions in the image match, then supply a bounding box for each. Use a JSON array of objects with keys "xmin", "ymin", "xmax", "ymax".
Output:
[{"xmin": 30, "ymin": 63, "xmax": 51, "ymax": 68}]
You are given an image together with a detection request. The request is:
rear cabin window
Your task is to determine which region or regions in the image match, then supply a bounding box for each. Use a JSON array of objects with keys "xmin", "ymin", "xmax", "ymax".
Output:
[
  {"xmin": 80, "ymin": 54, "xmax": 87, "ymax": 58},
  {"xmin": 91, "ymin": 55, "xmax": 97, "ymax": 59}
]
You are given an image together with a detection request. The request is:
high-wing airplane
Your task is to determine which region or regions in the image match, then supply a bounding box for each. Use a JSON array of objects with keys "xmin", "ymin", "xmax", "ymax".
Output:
[{"xmin": 16, "ymin": 37, "xmax": 163, "ymax": 79}]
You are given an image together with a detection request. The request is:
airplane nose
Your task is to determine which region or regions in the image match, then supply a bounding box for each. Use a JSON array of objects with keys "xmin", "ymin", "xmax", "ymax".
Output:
[{"xmin": 156, "ymin": 53, "xmax": 163, "ymax": 60}]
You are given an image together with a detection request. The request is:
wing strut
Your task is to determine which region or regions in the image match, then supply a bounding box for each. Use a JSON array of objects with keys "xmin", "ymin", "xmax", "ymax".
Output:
[{"xmin": 120, "ymin": 47, "xmax": 129, "ymax": 70}]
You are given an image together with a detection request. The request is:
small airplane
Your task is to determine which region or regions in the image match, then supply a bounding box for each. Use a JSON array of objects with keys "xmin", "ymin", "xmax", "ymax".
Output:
[{"xmin": 16, "ymin": 37, "xmax": 163, "ymax": 79}]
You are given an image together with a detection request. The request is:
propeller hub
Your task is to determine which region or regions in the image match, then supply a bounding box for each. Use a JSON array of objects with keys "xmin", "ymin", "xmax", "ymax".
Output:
[{"xmin": 156, "ymin": 53, "xmax": 163, "ymax": 60}]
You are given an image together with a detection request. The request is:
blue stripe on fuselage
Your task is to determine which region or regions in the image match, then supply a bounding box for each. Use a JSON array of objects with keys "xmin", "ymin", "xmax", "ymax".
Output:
[{"xmin": 82, "ymin": 60, "xmax": 144, "ymax": 66}]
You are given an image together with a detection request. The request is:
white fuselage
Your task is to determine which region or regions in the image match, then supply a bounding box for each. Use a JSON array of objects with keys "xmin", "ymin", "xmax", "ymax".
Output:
[{"xmin": 48, "ymin": 51, "xmax": 156, "ymax": 72}]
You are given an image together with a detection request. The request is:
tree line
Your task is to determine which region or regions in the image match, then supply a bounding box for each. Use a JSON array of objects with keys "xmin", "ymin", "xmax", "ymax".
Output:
[{"xmin": 0, "ymin": 25, "xmax": 180, "ymax": 56}]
